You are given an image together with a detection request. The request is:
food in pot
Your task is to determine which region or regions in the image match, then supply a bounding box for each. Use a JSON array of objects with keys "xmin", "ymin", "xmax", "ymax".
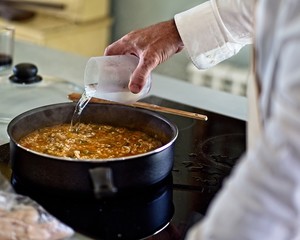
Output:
[{"xmin": 18, "ymin": 123, "xmax": 163, "ymax": 159}]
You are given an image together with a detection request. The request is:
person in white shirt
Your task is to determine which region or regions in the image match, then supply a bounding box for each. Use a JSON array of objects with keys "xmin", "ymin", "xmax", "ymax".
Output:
[{"xmin": 105, "ymin": 0, "xmax": 300, "ymax": 239}]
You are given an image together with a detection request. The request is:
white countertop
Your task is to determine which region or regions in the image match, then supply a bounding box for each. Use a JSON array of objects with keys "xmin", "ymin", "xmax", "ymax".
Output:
[{"xmin": 0, "ymin": 40, "xmax": 248, "ymax": 143}]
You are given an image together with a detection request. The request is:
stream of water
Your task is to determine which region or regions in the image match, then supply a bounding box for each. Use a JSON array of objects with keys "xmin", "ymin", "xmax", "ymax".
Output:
[{"xmin": 70, "ymin": 84, "xmax": 97, "ymax": 131}]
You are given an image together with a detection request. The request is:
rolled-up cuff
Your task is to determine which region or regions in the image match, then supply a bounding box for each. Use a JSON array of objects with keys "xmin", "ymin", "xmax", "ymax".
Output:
[{"xmin": 174, "ymin": 1, "xmax": 244, "ymax": 69}]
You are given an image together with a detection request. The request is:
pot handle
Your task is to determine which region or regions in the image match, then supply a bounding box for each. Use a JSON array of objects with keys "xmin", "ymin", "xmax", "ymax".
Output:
[{"xmin": 89, "ymin": 167, "xmax": 117, "ymax": 198}]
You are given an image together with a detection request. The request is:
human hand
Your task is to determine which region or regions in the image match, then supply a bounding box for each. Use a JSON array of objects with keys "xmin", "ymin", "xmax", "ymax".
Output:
[{"xmin": 104, "ymin": 19, "xmax": 184, "ymax": 94}]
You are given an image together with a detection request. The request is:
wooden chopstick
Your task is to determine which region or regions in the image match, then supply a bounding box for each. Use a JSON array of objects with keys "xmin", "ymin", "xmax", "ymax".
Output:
[{"xmin": 68, "ymin": 92, "xmax": 208, "ymax": 121}]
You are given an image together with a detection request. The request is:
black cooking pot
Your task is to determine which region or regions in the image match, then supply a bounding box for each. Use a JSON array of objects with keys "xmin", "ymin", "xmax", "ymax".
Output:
[
  {"xmin": 7, "ymin": 102, "xmax": 178, "ymax": 198},
  {"xmin": 13, "ymin": 174, "xmax": 174, "ymax": 240}
]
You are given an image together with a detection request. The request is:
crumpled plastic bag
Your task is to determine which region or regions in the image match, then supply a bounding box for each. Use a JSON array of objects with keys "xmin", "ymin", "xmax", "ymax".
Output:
[{"xmin": 0, "ymin": 172, "xmax": 74, "ymax": 240}]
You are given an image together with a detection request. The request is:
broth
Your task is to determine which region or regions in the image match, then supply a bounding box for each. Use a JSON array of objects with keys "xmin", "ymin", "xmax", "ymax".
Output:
[{"xmin": 19, "ymin": 123, "xmax": 163, "ymax": 160}]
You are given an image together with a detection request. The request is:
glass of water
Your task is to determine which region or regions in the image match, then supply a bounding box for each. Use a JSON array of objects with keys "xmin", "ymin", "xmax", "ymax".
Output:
[
  {"xmin": 0, "ymin": 26, "xmax": 14, "ymax": 74},
  {"xmin": 84, "ymin": 55, "xmax": 152, "ymax": 103}
]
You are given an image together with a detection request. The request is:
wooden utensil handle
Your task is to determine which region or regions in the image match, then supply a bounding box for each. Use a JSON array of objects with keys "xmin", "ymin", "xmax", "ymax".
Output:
[{"xmin": 68, "ymin": 92, "xmax": 208, "ymax": 121}]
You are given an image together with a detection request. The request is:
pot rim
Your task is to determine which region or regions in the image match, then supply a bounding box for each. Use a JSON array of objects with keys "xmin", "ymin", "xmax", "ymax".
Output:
[{"xmin": 8, "ymin": 102, "xmax": 179, "ymax": 163}]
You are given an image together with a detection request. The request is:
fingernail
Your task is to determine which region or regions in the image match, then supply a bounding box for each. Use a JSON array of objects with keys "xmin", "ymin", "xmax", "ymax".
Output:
[{"xmin": 130, "ymin": 84, "xmax": 141, "ymax": 94}]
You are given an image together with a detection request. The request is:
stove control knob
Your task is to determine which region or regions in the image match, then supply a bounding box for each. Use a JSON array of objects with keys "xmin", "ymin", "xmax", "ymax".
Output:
[{"xmin": 9, "ymin": 63, "xmax": 42, "ymax": 84}]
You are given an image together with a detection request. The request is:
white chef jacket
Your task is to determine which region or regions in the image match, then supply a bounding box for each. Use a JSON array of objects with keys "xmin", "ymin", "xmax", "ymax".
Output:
[{"xmin": 175, "ymin": 0, "xmax": 300, "ymax": 239}]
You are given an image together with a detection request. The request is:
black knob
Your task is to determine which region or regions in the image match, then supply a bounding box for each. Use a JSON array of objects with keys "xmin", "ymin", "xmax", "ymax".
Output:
[{"xmin": 9, "ymin": 63, "xmax": 42, "ymax": 84}]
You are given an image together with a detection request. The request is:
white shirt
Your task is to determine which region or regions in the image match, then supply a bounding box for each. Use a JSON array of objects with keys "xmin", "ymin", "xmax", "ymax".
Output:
[{"xmin": 175, "ymin": 0, "xmax": 300, "ymax": 239}]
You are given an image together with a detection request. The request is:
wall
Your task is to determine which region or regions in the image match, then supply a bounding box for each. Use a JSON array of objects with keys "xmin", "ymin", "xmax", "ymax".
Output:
[{"xmin": 110, "ymin": 0, "xmax": 251, "ymax": 81}]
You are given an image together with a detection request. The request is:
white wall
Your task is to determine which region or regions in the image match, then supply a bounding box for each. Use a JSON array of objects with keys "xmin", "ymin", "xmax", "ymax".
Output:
[{"xmin": 110, "ymin": 0, "xmax": 251, "ymax": 81}]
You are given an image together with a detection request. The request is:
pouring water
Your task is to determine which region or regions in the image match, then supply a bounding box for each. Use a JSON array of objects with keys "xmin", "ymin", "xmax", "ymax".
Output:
[{"xmin": 70, "ymin": 55, "xmax": 151, "ymax": 130}]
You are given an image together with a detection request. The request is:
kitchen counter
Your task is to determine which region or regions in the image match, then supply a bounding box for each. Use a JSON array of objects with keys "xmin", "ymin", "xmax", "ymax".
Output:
[{"xmin": 0, "ymin": 40, "xmax": 248, "ymax": 144}]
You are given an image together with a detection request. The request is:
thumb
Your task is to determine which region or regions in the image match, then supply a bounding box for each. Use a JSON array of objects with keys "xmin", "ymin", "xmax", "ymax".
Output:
[{"xmin": 129, "ymin": 59, "xmax": 155, "ymax": 94}]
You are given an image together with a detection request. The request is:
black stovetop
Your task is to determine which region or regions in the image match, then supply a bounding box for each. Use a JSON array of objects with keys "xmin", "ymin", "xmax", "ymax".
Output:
[{"xmin": 0, "ymin": 95, "xmax": 246, "ymax": 240}]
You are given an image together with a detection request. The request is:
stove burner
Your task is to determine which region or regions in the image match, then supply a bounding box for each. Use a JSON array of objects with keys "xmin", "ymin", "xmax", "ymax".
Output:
[
  {"xmin": 175, "ymin": 117, "xmax": 197, "ymax": 131},
  {"xmin": 177, "ymin": 133, "xmax": 246, "ymax": 192},
  {"xmin": 200, "ymin": 133, "xmax": 246, "ymax": 167}
]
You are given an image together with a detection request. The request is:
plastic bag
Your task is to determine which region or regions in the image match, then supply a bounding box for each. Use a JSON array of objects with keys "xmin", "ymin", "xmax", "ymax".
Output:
[{"xmin": 0, "ymin": 172, "xmax": 74, "ymax": 240}]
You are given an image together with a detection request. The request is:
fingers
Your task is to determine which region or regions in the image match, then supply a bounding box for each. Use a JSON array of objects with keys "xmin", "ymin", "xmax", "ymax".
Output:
[
  {"xmin": 105, "ymin": 40, "xmax": 158, "ymax": 94},
  {"xmin": 103, "ymin": 19, "xmax": 184, "ymax": 94},
  {"xmin": 104, "ymin": 42, "xmax": 127, "ymax": 56},
  {"xmin": 104, "ymin": 33, "xmax": 138, "ymax": 57},
  {"xmin": 104, "ymin": 41, "xmax": 128, "ymax": 56},
  {"xmin": 129, "ymin": 58, "xmax": 155, "ymax": 93}
]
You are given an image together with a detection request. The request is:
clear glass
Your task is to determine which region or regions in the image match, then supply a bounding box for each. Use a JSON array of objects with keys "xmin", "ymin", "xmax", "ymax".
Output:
[
  {"xmin": 84, "ymin": 55, "xmax": 151, "ymax": 103},
  {"xmin": 0, "ymin": 26, "xmax": 14, "ymax": 74}
]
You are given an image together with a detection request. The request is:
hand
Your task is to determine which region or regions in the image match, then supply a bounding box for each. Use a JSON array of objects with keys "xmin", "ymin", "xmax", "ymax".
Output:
[{"xmin": 104, "ymin": 19, "xmax": 184, "ymax": 93}]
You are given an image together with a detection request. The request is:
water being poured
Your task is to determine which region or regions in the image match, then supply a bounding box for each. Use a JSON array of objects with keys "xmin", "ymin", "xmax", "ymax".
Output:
[
  {"xmin": 84, "ymin": 56, "xmax": 151, "ymax": 104},
  {"xmin": 70, "ymin": 84, "xmax": 96, "ymax": 131}
]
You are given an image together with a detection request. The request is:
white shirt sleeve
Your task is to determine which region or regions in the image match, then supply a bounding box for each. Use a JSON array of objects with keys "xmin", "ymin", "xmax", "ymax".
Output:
[{"xmin": 174, "ymin": 0, "xmax": 254, "ymax": 69}]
